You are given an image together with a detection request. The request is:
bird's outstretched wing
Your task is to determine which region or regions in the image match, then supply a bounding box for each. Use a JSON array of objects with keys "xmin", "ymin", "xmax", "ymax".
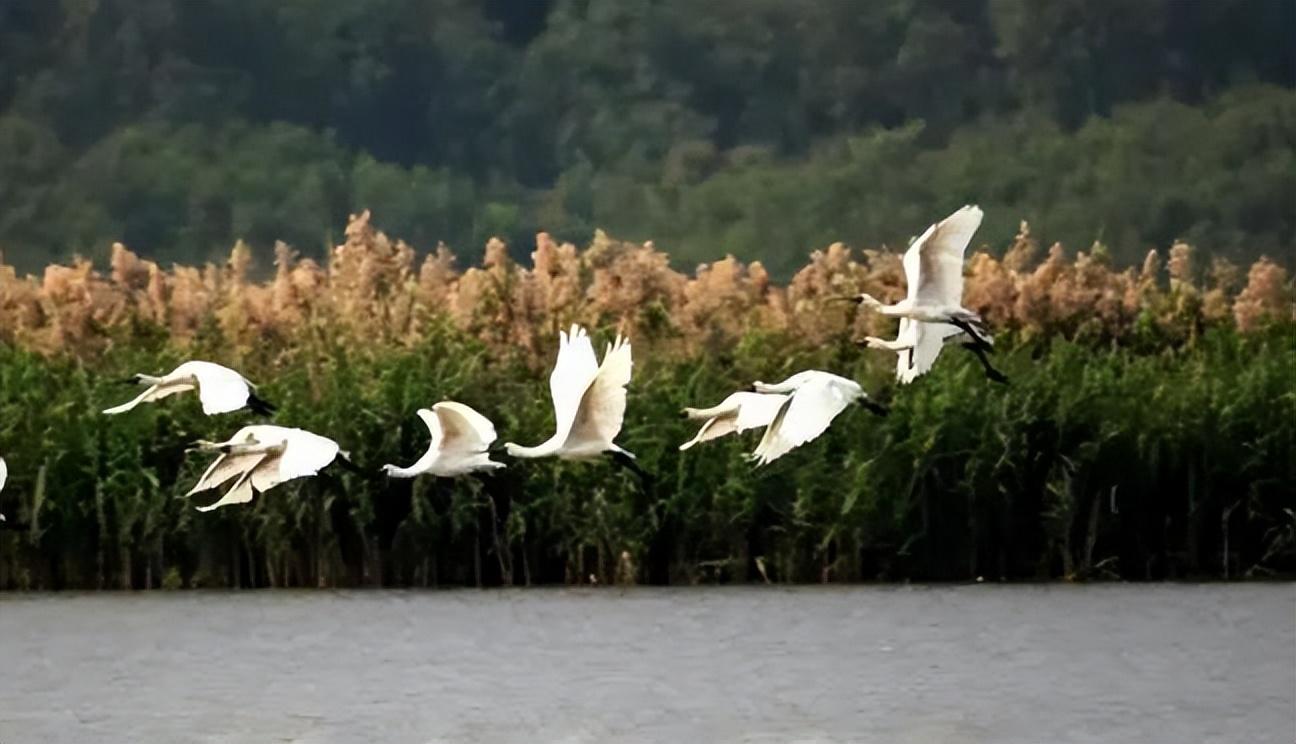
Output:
[
  {"xmin": 547, "ymin": 325, "xmax": 601, "ymax": 445},
  {"xmin": 188, "ymin": 450, "xmax": 267, "ymax": 496},
  {"xmin": 267, "ymin": 429, "xmax": 340, "ymax": 490},
  {"xmin": 0, "ymin": 456, "xmax": 7, "ymax": 492},
  {"xmin": 897, "ymin": 320, "xmax": 962, "ymax": 384},
  {"xmin": 680, "ymin": 392, "xmax": 786, "ymax": 450},
  {"xmin": 751, "ymin": 377, "xmax": 854, "ymax": 466},
  {"xmin": 102, "ymin": 381, "xmax": 195, "ymax": 414},
  {"xmin": 911, "ymin": 205, "xmax": 982, "ymax": 308},
  {"xmin": 424, "ymin": 402, "xmax": 497, "ymax": 455},
  {"xmin": 195, "ymin": 463, "xmax": 264, "ymax": 512},
  {"xmin": 569, "ymin": 334, "xmax": 632, "ymax": 446},
  {"xmin": 188, "ymin": 362, "xmax": 253, "ymax": 415}
]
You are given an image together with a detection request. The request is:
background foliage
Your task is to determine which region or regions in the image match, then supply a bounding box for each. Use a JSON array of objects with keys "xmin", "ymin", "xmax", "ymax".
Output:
[
  {"xmin": 0, "ymin": 214, "xmax": 1292, "ymax": 588},
  {"xmin": 0, "ymin": 0, "xmax": 1294, "ymax": 273}
]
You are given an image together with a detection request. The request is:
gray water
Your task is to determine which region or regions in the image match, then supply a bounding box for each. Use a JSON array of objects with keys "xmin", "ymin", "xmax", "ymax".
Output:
[{"xmin": 0, "ymin": 585, "xmax": 1291, "ymax": 744}]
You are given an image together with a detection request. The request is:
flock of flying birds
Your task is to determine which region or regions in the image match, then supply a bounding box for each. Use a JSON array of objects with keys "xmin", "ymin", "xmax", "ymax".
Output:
[{"xmin": 0, "ymin": 206, "xmax": 1005, "ymax": 517}]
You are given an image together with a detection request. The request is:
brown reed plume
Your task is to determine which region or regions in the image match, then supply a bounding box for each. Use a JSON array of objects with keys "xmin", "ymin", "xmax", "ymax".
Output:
[{"xmin": 0, "ymin": 211, "xmax": 1289, "ymax": 361}]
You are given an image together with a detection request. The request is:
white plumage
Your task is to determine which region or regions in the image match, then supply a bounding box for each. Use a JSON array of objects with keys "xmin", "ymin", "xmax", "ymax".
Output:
[
  {"xmin": 382, "ymin": 402, "xmax": 505, "ymax": 478},
  {"xmin": 862, "ymin": 318, "xmax": 965, "ymax": 384},
  {"xmin": 848, "ymin": 205, "xmax": 992, "ymax": 347},
  {"xmin": 0, "ymin": 455, "xmax": 6, "ymax": 522},
  {"xmin": 103, "ymin": 360, "xmax": 272, "ymax": 416},
  {"xmin": 504, "ymin": 325, "xmax": 636, "ymax": 462},
  {"xmin": 749, "ymin": 371, "xmax": 884, "ymax": 466},
  {"xmin": 186, "ymin": 425, "xmax": 345, "ymax": 511},
  {"xmin": 679, "ymin": 391, "xmax": 787, "ymax": 451}
]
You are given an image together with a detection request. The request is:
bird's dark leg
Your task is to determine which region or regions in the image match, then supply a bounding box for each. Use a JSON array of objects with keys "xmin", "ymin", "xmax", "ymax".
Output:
[
  {"xmin": 607, "ymin": 451, "xmax": 654, "ymax": 490},
  {"xmin": 962, "ymin": 342, "xmax": 1010, "ymax": 385},
  {"xmin": 947, "ymin": 316, "xmax": 993, "ymax": 351}
]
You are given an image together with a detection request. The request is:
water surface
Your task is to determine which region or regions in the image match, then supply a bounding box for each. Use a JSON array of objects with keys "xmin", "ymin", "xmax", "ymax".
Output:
[{"xmin": 1, "ymin": 584, "xmax": 1291, "ymax": 743}]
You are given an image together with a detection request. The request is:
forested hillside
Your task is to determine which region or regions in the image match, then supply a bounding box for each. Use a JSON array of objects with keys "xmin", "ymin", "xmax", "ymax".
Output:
[{"xmin": 0, "ymin": 0, "xmax": 1293, "ymax": 273}]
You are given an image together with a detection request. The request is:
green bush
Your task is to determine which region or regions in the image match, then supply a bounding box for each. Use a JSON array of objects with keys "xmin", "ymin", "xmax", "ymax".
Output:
[{"xmin": 1, "ymin": 324, "xmax": 1291, "ymax": 589}]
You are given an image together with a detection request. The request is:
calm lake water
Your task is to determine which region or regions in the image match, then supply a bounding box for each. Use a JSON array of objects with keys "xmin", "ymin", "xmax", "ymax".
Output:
[{"xmin": 1, "ymin": 585, "xmax": 1291, "ymax": 743}]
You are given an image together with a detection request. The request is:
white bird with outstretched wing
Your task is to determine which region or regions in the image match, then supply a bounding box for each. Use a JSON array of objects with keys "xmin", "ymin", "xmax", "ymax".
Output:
[
  {"xmin": 842, "ymin": 206, "xmax": 994, "ymax": 350},
  {"xmin": 748, "ymin": 371, "xmax": 887, "ymax": 466},
  {"xmin": 103, "ymin": 360, "xmax": 275, "ymax": 416},
  {"xmin": 383, "ymin": 401, "xmax": 504, "ymax": 479},
  {"xmin": 504, "ymin": 325, "xmax": 644, "ymax": 479},
  {"xmin": 187, "ymin": 425, "xmax": 348, "ymax": 511}
]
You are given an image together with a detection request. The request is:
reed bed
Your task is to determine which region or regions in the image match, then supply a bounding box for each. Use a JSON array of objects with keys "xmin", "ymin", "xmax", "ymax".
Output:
[{"xmin": 0, "ymin": 212, "xmax": 1292, "ymax": 588}]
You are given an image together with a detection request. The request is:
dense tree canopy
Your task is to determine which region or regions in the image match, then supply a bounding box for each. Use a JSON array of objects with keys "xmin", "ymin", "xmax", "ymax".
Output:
[{"xmin": 0, "ymin": 0, "xmax": 1292, "ymax": 273}]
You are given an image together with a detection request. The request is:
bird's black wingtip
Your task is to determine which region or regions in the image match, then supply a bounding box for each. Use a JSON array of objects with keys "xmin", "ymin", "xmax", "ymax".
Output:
[
  {"xmin": 246, "ymin": 393, "xmax": 277, "ymax": 417},
  {"xmin": 862, "ymin": 399, "xmax": 890, "ymax": 417}
]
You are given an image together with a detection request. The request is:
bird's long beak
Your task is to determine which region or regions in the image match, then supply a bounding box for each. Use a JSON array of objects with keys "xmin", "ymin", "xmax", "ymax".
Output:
[
  {"xmin": 824, "ymin": 295, "xmax": 863, "ymax": 304},
  {"xmin": 117, "ymin": 376, "xmax": 140, "ymax": 386},
  {"xmin": 185, "ymin": 439, "xmax": 218, "ymax": 453}
]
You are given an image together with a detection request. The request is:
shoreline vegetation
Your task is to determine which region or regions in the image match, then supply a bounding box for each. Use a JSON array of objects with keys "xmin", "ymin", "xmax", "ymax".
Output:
[{"xmin": 0, "ymin": 212, "xmax": 1293, "ymax": 589}]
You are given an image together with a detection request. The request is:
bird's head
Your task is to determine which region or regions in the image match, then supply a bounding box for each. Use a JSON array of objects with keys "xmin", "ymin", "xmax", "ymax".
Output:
[
  {"xmin": 502, "ymin": 442, "xmax": 524, "ymax": 458},
  {"xmin": 378, "ymin": 463, "xmax": 400, "ymax": 478}
]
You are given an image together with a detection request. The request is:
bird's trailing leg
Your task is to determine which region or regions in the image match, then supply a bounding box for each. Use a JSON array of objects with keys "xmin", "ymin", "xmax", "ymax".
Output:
[
  {"xmin": 961, "ymin": 343, "xmax": 1010, "ymax": 385},
  {"xmin": 607, "ymin": 450, "xmax": 653, "ymax": 489},
  {"xmin": 947, "ymin": 315, "xmax": 993, "ymax": 351}
]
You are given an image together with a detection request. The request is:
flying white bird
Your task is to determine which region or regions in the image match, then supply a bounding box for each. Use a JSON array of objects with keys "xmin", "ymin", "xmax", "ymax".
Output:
[
  {"xmin": 382, "ymin": 402, "xmax": 505, "ymax": 479},
  {"xmin": 859, "ymin": 317, "xmax": 1008, "ymax": 384},
  {"xmin": 186, "ymin": 425, "xmax": 353, "ymax": 511},
  {"xmin": 503, "ymin": 325, "xmax": 645, "ymax": 479},
  {"xmin": 679, "ymin": 391, "xmax": 787, "ymax": 451},
  {"xmin": 749, "ymin": 371, "xmax": 887, "ymax": 466},
  {"xmin": 839, "ymin": 205, "xmax": 993, "ymax": 349},
  {"xmin": 103, "ymin": 360, "xmax": 274, "ymax": 416}
]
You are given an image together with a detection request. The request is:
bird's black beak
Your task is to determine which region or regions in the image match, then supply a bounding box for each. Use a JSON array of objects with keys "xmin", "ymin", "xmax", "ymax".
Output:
[
  {"xmin": 117, "ymin": 376, "xmax": 140, "ymax": 386},
  {"xmin": 677, "ymin": 410, "xmax": 690, "ymax": 420},
  {"xmin": 488, "ymin": 443, "xmax": 509, "ymax": 457},
  {"xmin": 861, "ymin": 399, "xmax": 890, "ymax": 417},
  {"xmin": 825, "ymin": 295, "xmax": 863, "ymax": 304}
]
